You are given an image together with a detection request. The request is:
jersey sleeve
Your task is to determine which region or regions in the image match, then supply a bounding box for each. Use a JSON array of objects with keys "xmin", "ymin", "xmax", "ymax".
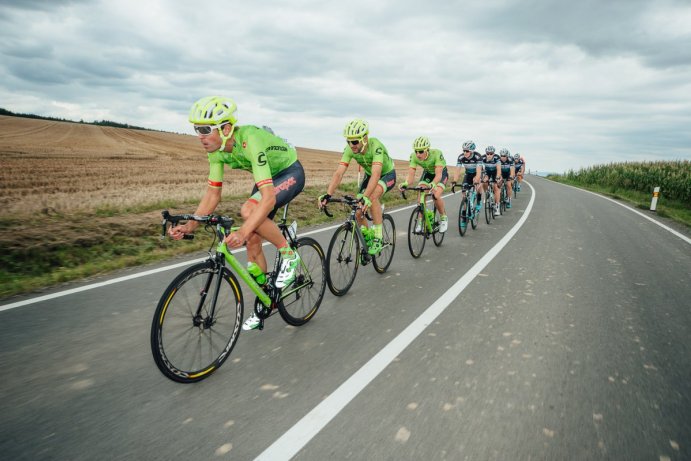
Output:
[
  {"xmin": 409, "ymin": 152, "xmax": 418, "ymax": 168},
  {"xmin": 207, "ymin": 152, "xmax": 225, "ymax": 188},
  {"xmin": 434, "ymin": 151, "xmax": 445, "ymax": 167},
  {"xmin": 244, "ymin": 132, "xmax": 274, "ymax": 189},
  {"xmin": 339, "ymin": 148, "xmax": 352, "ymax": 167}
]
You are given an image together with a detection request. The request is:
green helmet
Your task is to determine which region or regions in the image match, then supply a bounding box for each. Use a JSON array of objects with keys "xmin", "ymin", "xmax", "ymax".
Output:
[
  {"xmin": 412, "ymin": 136, "xmax": 430, "ymax": 150},
  {"xmin": 343, "ymin": 119, "xmax": 369, "ymax": 138},
  {"xmin": 189, "ymin": 96, "xmax": 238, "ymax": 125}
]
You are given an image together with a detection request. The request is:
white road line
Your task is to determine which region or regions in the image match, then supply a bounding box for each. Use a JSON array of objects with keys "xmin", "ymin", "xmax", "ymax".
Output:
[
  {"xmin": 254, "ymin": 181, "xmax": 536, "ymax": 461},
  {"xmin": 0, "ymin": 198, "xmax": 431, "ymax": 312},
  {"xmin": 554, "ymin": 180, "xmax": 691, "ymax": 245}
]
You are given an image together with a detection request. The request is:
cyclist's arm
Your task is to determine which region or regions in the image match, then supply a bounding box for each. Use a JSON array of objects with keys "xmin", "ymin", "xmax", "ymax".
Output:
[
  {"xmin": 404, "ymin": 167, "xmax": 416, "ymax": 186},
  {"xmin": 474, "ymin": 168, "xmax": 482, "ymax": 183},
  {"xmin": 326, "ymin": 163, "xmax": 348, "ymax": 196},
  {"xmin": 431, "ymin": 165, "xmax": 443, "ymax": 185},
  {"xmin": 169, "ymin": 186, "xmax": 221, "ymax": 238},
  {"xmin": 510, "ymin": 165, "xmax": 515, "ymax": 177},
  {"xmin": 453, "ymin": 165, "xmax": 465, "ymax": 183}
]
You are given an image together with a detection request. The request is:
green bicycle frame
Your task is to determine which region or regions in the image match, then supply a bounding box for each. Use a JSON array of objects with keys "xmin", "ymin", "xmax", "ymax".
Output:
[{"xmin": 217, "ymin": 242, "xmax": 272, "ymax": 307}]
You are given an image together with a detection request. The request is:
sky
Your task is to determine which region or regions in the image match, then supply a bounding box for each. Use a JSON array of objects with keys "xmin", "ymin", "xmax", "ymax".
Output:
[{"xmin": 1, "ymin": 0, "xmax": 690, "ymax": 174}]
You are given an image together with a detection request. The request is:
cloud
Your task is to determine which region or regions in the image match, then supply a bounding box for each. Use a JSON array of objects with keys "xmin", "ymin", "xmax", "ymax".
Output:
[{"xmin": 1, "ymin": 0, "xmax": 690, "ymax": 174}]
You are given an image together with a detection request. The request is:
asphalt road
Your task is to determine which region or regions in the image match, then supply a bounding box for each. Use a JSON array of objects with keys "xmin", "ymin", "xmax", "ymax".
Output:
[{"xmin": 1, "ymin": 176, "xmax": 689, "ymax": 460}]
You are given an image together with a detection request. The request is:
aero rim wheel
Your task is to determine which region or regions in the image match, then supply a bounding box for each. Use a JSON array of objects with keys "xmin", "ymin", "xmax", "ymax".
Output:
[
  {"xmin": 373, "ymin": 214, "xmax": 396, "ymax": 273},
  {"xmin": 326, "ymin": 223, "xmax": 360, "ymax": 296},
  {"xmin": 458, "ymin": 197, "xmax": 468, "ymax": 236},
  {"xmin": 471, "ymin": 194, "xmax": 479, "ymax": 230},
  {"xmin": 484, "ymin": 193, "xmax": 492, "ymax": 224},
  {"xmin": 278, "ymin": 237, "xmax": 326, "ymax": 326},
  {"xmin": 150, "ymin": 261, "xmax": 243, "ymax": 384},
  {"xmin": 408, "ymin": 208, "xmax": 426, "ymax": 258},
  {"xmin": 433, "ymin": 206, "xmax": 445, "ymax": 246}
]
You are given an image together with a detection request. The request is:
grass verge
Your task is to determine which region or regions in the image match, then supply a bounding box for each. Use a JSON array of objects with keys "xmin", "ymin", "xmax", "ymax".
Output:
[
  {"xmin": 547, "ymin": 176, "xmax": 691, "ymax": 228},
  {"xmin": 0, "ymin": 183, "xmax": 411, "ymax": 299}
]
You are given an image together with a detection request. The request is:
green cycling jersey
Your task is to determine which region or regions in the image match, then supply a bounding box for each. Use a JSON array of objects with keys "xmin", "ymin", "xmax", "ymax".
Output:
[
  {"xmin": 339, "ymin": 137, "xmax": 395, "ymax": 176},
  {"xmin": 207, "ymin": 125, "xmax": 297, "ymax": 189},
  {"xmin": 408, "ymin": 148, "xmax": 446, "ymax": 174}
]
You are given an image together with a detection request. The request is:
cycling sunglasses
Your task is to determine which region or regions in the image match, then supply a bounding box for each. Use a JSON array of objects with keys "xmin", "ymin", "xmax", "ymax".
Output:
[
  {"xmin": 415, "ymin": 149, "xmax": 426, "ymax": 154},
  {"xmin": 347, "ymin": 138, "xmax": 362, "ymax": 146},
  {"xmin": 193, "ymin": 122, "xmax": 229, "ymax": 136}
]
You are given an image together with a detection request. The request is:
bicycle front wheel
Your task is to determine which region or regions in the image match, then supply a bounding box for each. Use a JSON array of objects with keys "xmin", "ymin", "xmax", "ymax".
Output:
[
  {"xmin": 326, "ymin": 222, "xmax": 360, "ymax": 296},
  {"xmin": 150, "ymin": 261, "xmax": 243, "ymax": 384},
  {"xmin": 484, "ymin": 193, "xmax": 492, "ymax": 224},
  {"xmin": 458, "ymin": 196, "xmax": 468, "ymax": 236},
  {"xmin": 408, "ymin": 207, "xmax": 426, "ymax": 258},
  {"xmin": 471, "ymin": 195, "xmax": 479, "ymax": 230},
  {"xmin": 432, "ymin": 206, "xmax": 445, "ymax": 246},
  {"xmin": 373, "ymin": 214, "xmax": 396, "ymax": 273},
  {"xmin": 279, "ymin": 237, "xmax": 326, "ymax": 326},
  {"xmin": 500, "ymin": 187, "xmax": 506, "ymax": 215}
]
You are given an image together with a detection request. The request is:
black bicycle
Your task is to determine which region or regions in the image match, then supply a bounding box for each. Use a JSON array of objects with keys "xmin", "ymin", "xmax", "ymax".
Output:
[
  {"xmin": 452, "ymin": 182, "xmax": 480, "ymax": 236},
  {"xmin": 401, "ymin": 186, "xmax": 445, "ymax": 258},
  {"xmin": 321, "ymin": 195, "xmax": 396, "ymax": 296},
  {"xmin": 151, "ymin": 205, "xmax": 326, "ymax": 383}
]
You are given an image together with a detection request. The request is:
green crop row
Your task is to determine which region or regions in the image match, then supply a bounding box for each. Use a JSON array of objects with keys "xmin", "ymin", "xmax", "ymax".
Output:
[{"xmin": 559, "ymin": 160, "xmax": 690, "ymax": 203}]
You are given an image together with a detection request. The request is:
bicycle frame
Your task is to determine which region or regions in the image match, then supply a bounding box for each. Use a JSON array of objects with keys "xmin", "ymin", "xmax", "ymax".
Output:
[{"xmin": 322, "ymin": 196, "xmax": 374, "ymax": 261}]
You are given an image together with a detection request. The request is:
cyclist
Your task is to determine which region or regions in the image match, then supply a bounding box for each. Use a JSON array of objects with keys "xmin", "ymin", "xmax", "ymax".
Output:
[
  {"xmin": 513, "ymin": 153, "xmax": 525, "ymax": 191},
  {"xmin": 319, "ymin": 119, "xmax": 396, "ymax": 255},
  {"xmin": 399, "ymin": 136, "xmax": 449, "ymax": 233},
  {"xmin": 452, "ymin": 140, "xmax": 483, "ymax": 213},
  {"xmin": 498, "ymin": 148, "xmax": 515, "ymax": 209},
  {"xmin": 169, "ymin": 96, "xmax": 305, "ymax": 331},
  {"xmin": 481, "ymin": 146, "xmax": 502, "ymax": 216}
]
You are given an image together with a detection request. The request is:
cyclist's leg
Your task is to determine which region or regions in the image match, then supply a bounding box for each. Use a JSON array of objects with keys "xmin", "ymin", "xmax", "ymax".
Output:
[
  {"xmin": 355, "ymin": 174, "xmax": 371, "ymax": 228},
  {"xmin": 368, "ymin": 171, "xmax": 396, "ymax": 254},
  {"xmin": 246, "ymin": 161, "xmax": 305, "ymax": 270}
]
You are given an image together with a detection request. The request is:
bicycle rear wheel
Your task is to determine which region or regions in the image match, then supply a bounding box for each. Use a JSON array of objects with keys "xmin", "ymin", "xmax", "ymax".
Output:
[
  {"xmin": 278, "ymin": 237, "xmax": 326, "ymax": 326},
  {"xmin": 373, "ymin": 214, "xmax": 396, "ymax": 273},
  {"xmin": 500, "ymin": 186, "xmax": 507, "ymax": 215},
  {"xmin": 484, "ymin": 192, "xmax": 492, "ymax": 224},
  {"xmin": 433, "ymin": 206, "xmax": 445, "ymax": 246},
  {"xmin": 150, "ymin": 261, "xmax": 243, "ymax": 384},
  {"xmin": 408, "ymin": 207, "xmax": 426, "ymax": 258},
  {"xmin": 471, "ymin": 194, "xmax": 479, "ymax": 230},
  {"xmin": 458, "ymin": 196, "xmax": 468, "ymax": 236},
  {"xmin": 326, "ymin": 223, "xmax": 360, "ymax": 296}
]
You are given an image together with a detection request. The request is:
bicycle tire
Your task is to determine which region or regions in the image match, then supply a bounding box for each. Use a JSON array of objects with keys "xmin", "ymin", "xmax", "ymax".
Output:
[
  {"xmin": 408, "ymin": 207, "xmax": 426, "ymax": 258},
  {"xmin": 326, "ymin": 222, "xmax": 360, "ymax": 296},
  {"xmin": 373, "ymin": 214, "xmax": 396, "ymax": 273},
  {"xmin": 500, "ymin": 186, "xmax": 506, "ymax": 215},
  {"xmin": 278, "ymin": 237, "xmax": 326, "ymax": 325},
  {"xmin": 432, "ymin": 205, "xmax": 445, "ymax": 246},
  {"xmin": 513, "ymin": 180, "xmax": 518, "ymax": 199},
  {"xmin": 484, "ymin": 191, "xmax": 492, "ymax": 224},
  {"xmin": 150, "ymin": 261, "xmax": 243, "ymax": 384},
  {"xmin": 458, "ymin": 196, "xmax": 468, "ymax": 236},
  {"xmin": 471, "ymin": 193, "xmax": 479, "ymax": 230}
]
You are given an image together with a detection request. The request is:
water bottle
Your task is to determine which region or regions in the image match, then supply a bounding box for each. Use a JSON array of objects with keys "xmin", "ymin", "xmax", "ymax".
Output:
[
  {"xmin": 247, "ymin": 261, "xmax": 266, "ymax": 285},
  {"xmin": 425, "ymin": 209, "xmax": 434, "ymax": 226}
]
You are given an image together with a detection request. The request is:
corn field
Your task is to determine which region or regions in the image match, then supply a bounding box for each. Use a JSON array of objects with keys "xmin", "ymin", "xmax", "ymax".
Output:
[{"xmin": 561, "ymin": 160, "xmax": 691, "ymax": 205}]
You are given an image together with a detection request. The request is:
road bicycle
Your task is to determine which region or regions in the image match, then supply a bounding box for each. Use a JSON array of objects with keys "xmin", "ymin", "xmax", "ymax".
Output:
[
  {"xmin": 321, "ymin": 195, "xmax": 395, "ymax": 296},
  {"xmin": 451, "ymin": 182, "xmax": 480, "ymax": 236},
  {"xmin": 482, "ymin": 178, "xmax": 499, "ymax": 224},
  {"xmin": 401, "ymin": 186, "xmax": 445, "ymax": 258},
  {"xmin": 150, "ymin": 205, "xmax": 326, "ymax": 383},
  {"xmin": 512, "ymin": 175, "xmax": 520, "ymax": 198},
  {"xmin": 499, "ymin": 178, "xmax": 512, "ymax": 215}
]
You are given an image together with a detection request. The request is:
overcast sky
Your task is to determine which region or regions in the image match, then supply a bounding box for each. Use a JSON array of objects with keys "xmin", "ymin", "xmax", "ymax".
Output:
[{"xmin": 1, "ymin": 0, "xmax": 690, "ymax": 173}]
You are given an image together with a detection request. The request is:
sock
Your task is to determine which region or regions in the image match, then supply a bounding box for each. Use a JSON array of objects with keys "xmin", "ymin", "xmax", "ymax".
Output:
[
  {"xmin": 372, "ymin": 224, "xmax": 383, "ymax": 239},
  {"xmin": 279, "ymin": 245, "xmax": 295, "ymax": 259}
]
